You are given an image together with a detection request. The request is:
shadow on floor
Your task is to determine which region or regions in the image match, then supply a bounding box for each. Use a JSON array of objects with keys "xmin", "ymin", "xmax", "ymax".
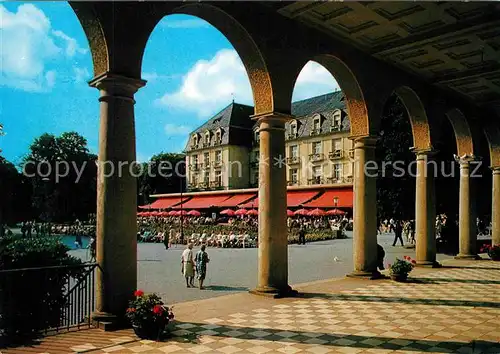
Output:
[
  {"xmin": 168, "ymin": 320, "xmax": 498, "ymax": 352},
  {"xmin": 204, "ymin": 285, "xmax": 248, "ymax": 292},
  {"xmin": 407, "ymin": 277, "xmax": 500, "ymax": 285}
]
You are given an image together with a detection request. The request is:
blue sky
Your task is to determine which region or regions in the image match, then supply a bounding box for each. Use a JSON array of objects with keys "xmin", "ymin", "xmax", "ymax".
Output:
[{"xmin": 0, "ymin": 2, "xmax": 339, "ymax": 165}]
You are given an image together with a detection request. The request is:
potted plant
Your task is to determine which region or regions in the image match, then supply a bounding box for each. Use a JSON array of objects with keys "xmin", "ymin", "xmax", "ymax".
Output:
[
  {"xmin": 388, "ymin": 256, "xmax": 415, "ymax": 282},
  {"xmin": 480, "ymin": 244, "xmax": 500, "ymax": 261},
  {"xmin": 126, "ymin": 290, "xmax": 174, "ymax": 339}
]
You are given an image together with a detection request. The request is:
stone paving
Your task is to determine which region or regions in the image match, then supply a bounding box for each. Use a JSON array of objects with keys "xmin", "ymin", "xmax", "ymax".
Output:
[{"xmin": 3, "ymin": 259, "xmax": 500, "ymax": 354}]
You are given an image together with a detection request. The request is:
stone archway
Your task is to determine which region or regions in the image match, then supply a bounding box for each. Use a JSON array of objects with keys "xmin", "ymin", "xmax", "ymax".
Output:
[
  {"xmin": 142, "ymin": 3, "xmax": 275, "ymax": 115},
  {"xmin": 446, "ymin": 108, "xmax": 475, "ymax": 157},
  {"xmin": 483, "ymin": 121, "xmax": 500, "ymax": 246}
]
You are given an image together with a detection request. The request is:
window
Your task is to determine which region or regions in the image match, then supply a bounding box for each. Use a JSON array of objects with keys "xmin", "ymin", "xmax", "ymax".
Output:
[
  {"xmin": 191, "ymin": 174, "xmax": 198, "ymax": 186},
  {"xmin": 312, "ymin": 142, "xmax": 321, "ymax": 154},
  {"xmin": 192, "ymin": 134, "xmax": 198, "ymax": 146},
  {"xmin": 204, "ymin": 152, "xmax": 210, "ymax": 165},
  {"xmin": 313, "ymin": 166, "xmax": 322, "ymax": 184},
  {"xmin": 216, "ymin": 170, "xmax": 222, "ymax": 186},
  {"xmin": 204, "ymin": 132, "xmax": 210, "ymax": 145},
  {"xmin": 313, "ymin": 119, "xmax": 321, "ymax": 133},
  {"xmin": 216, "ymin": 150, "xmax": 222, "ymax": 162},
  {"xmin": 203, "ymin": 171, "xmax": 210, "ymax": 184},
  {"xmin": 334, "ymin": 163, "xmax": 342, "ymax": 180},
  {"xmin": 333, "ymin": 112, "xmax": 342, "ymax": 128},
  {"xmin": 193, "ymin": 154, "xmax": 198, "ymax": 165},
  {"xmin": 290, "ymin": 168, "xmax": 298, "ymax": 183},
  {"xmin": 333, "ymin": 139, "xmax": 342, "ymax": 151},
  {"xmin": 215, "ymin": 130, "xmax": 222, "ymax": 143},
  {"xmin": 254, "ymin": 131, "xmax": 260, "ymax": 143},
  {"xmin": 290, "ymin": 145, "xmax": 298, "ymax": 158},
  {"xmin": 290, "ymin": 123, "xmax": 297, "ymax": 136}
]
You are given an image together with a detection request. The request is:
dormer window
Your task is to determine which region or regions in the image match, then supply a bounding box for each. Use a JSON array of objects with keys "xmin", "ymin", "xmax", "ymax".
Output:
[
  {"xmin": 204, "ymin": 131, "xmax": 211, "ymax": 146},
  {"xmin": 311, "ymin": 114, "xmax": 322, "ymax": 135},
  {"xmin": 192, "ymin": 134, "xmax": 199, "ymax": 147},
  {"xmin": 290, "ymin": 122, "xmax": 297, "ymax": 136},
  {"xmin": 215, "ymin": 129, "xmax": 222, "ymax": 144},
  {"xmin": 332, "ymin": 110, "xmax": 342, "ymax": 131}
]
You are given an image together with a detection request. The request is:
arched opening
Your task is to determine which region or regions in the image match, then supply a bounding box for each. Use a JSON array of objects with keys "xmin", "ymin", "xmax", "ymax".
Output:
[{"xmin": 136, "ymin": 13, "xmax": 270, "ymax": 301}]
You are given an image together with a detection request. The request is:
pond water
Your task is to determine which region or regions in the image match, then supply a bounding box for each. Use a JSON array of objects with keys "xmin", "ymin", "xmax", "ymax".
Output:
[{"xmin": 60, "ymin": 235, "xmax": 90, "ymax": 250}]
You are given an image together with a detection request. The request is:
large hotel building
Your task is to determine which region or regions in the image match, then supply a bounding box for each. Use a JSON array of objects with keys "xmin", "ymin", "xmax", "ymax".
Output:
[{"xmin": 146, "ymin": 92, "xmax": 354, "ymax": 211}]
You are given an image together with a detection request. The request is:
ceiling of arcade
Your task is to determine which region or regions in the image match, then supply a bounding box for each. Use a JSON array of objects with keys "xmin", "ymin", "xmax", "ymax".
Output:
[{"xmin": 273, "ymin": 1, "xmax": 500, "ymax": 113}]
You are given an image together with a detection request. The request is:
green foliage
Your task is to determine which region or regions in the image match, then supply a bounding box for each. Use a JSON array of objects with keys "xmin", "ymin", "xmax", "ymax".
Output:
[
  {"xmin": 0, "ymin": 235, "xmax": 84, "ymax": 341},
  {"xmin": 389, "ymin": 257, "xmax": 415, "ymax": 275},
  {"xmin": 125, "ymin": 290, "xmax": 174, "ymax": 327},
  {"xmin": 0, "ymin": 157, "xmax": 32, "ymax": 228},
  {"xmin": 22, "ymin": 132, "xmax": 97, "ymax": 222},
  {"xmin": 376, "ymin": 96, "xmax": 415, "ymax": 220},
  {"xmin": 137, "ymin": 152, "xmax": 186, "ymax": 206}
]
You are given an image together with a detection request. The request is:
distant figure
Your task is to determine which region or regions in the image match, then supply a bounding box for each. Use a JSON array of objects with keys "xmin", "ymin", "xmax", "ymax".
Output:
[
  {"xmin": 181, "ymin": 243, "xmax": 195, "ymax": 288},
  {"xmin": 377, "ymin": 244, "xmax": 385, "ymax": 271},
  {"xmin": 88, "ymin": 236, "xmax": 96, "ymax": 261},
  {"xmin": 392, "ymin": 220, "xmax": 404, "ymax": 247},
  {"xmin": 298, "ymin": 225, "xmax": 306, "ymax": 245},
  {"xmin": 195, "ymin": 245, "xmax": 210, "ymax": 290}
]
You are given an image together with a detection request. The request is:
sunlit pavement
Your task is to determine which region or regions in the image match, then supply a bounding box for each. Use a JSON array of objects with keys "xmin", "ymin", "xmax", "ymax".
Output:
[{"xmin": 6, "ymin": 258, "xmax": 500, "ymax": 354}]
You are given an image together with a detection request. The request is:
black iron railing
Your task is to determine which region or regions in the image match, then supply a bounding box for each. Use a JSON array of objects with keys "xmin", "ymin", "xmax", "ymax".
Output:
[{"xmin": 0, "ymin": 263, "xmax": 97, "ymax": 336}]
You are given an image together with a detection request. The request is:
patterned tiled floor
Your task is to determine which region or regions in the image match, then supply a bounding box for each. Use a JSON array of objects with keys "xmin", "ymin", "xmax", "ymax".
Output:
[{"xmin": 4, "ymin": 260, "xmax": 500, "ymax": 353}]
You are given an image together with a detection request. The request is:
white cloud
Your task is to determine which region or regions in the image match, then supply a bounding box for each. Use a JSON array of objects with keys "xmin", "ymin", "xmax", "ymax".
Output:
[
  {"xmin": 161, "ymin": 18, "xmax": 209, "ymax": 29},
  {"xmin": 156, "ymin": 49, "xmax": 252, "ymax": 118},
  {"xmin": 142, "ymin": 72, "xmax": 180, "ymax": 83},
  {"xmin": 292, "ymin": 61, "xmax": 340, "ymax": 101},
  {"xmin": 155, "ymin": 51, "xmax": 340, "ymax": 118},
  {"xmin": 52, "ymin": 29, "xmax": 88, "ymax": 57},
  {"xmin": 165, "ymin": 124, "xmax": 193, "ymax": 136},
  {"xmin": 0, "ymin": 4, "xmax": 88, "ymax": 92},
  {"xmin": 73, "ymin": 66, "xmax": 90, "ymax": 83}
]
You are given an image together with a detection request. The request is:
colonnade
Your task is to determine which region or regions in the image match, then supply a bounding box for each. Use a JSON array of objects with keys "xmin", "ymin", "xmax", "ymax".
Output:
[{"xmin": 87, "ymin": 71, "xmax": 500, "ymax": 320}]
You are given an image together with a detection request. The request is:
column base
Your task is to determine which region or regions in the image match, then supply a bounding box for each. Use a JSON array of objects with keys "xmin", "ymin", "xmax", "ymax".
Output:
[
  {"xmin": 250, "ymin": 285, "xmax": 298, "ymax": 299},
  {"xmin": 346, "ymin": 270, "xmax": 383, "ymax": 280},
  {"xmin": 415, "ymin": 261, "xmax": 442, "ymax": 268},
  {"xmin": 91, "ymin": 311, "xmax": 126, "ymax": 331},
  {"xmin": 454, "ymin": 254, "xmax": 482, "ymax": 260}
]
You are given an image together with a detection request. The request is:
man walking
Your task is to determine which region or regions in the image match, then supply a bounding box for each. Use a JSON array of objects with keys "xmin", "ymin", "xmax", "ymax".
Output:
[
  {"xmin": 181, "ymin": 243, "xmax": 195, "ymax": 287},
  {"xmin": 392, "ymin": 220, "xmax": 404, "ymax": 247},
  {"xmin": 195, "ymin": 244, "xmax": 210, "ymax": 290}
]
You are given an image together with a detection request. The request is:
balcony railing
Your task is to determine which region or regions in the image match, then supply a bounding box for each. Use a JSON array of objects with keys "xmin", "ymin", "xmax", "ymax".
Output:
[
  {"xmin": 308, "ymin": 177, "xmax": 324, "ymax": 185},
  {"xmin": 190, "ymin": 163, "xmax": 200, "ymax": 171},
  {"xmin": 212, "ymin": 160, "xmax": 223, "ymax": 168},
  {"xmin": 202, "ymin": 141, "xmax": 210, "ymax": 148},
  {"xmin": 213, "ymin": 139, "xmax": 222, "ymax": 146},
  {"xmin": 327, "ymin": 176, "xmax": 354, "ymax": 184},
  {"xmin": 309, "ymin": 153, "xmax": 324, "ymax": 162},
  {"xmin": 309, "ymin": 129, "xmax": 321, "ymax": 136},
  {"xmin": 286, "ymin": 132, "xmax": 298, "ymax": 140},
  {"xmin": 202, "ymin": 161, "xmax": 210, "ymax": 169},
  {"xmin": 210, "ymin": 181, "xmax": 223, "ymax": 189},
  {"xmin": 330, "ymin": 124, "xmax": 341, "ymax": 132},
  {"xmin": 329, "ymin": 150, "xmax": 343, "ymax": 160},
  {"xmin": 349, "ymin": 150, "xmax": 355, "ymax": 159},
  {"xmin": 198, "ymin": 182, "xmax": 209, "ymax": 189},
  {"xmin": 287, "ymin": 156, "xmax": 300, "ymax": 164}
]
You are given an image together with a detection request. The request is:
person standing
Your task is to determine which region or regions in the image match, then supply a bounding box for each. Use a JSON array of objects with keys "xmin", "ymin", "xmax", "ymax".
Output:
[
  {"xmin": 181, "ymin": 243, "xmax": 195, "ymax": 287},
  {"xmin": 392, "ymin": 220, "xmax": 404, "ymax": 247},
  {"xmin": 298, "ymin": 225, "xmax": 306, "ymax": 245},
  {"xmin": 195, "ymin": 244, "xmax": 210, "ymax": 290}
]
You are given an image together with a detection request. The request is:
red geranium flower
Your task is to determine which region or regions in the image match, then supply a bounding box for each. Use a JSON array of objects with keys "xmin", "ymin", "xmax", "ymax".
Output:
[
  {"xmin": 411, "ymin": 260, "xmax": 416, "ymax": 264},
  {"xmin": 127, "ymin": 308, "xmax": 136, "ymax": 313},
  {"xmin": 153, "ymin": 305, "xmax": 164, "ymax": 315},
  {"xmin": 134, "ymin": 290, "xmax": 144, "ymax": 297}
]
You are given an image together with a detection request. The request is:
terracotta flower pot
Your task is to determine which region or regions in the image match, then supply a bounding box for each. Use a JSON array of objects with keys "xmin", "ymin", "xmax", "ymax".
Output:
[{"xmin": 390, "ymin": 273, "xmax": 408, "ymax": 282}]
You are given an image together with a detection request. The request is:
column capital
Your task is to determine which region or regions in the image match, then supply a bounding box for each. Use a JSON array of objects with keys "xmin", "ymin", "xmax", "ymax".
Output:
[
  {"xmin": 454, "ymin": 154, "xmax": 480, "ymax": 166},
  {"xmin": 491, "ymin": 166, "xmax": 500, "ymax": 174},
  {"xmin": 351, "ymin": 135, "xmax": 378, "ymax": 149},
  {"xmin": 89, "ymin": 72, "xmax": 146, "ymax": 96},
  {"xmin": 411, "ymin": 147, "xmax": 438, "ymax": 157},
  {"xmin": 251, "ymin": 111, "xmax": 293, "ymax": 123}
]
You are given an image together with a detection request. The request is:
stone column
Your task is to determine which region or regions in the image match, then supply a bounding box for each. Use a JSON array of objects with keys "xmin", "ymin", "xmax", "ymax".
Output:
[
  {"xmin": 348, "ymin": 136, "xmax": 380, "ymax": 279},
  {"xmin": 455, "ymin": 155, "xmax": 480, "ymax": 259},
  {"xmin": 492, "ymin": 167, "xmax": 500, "ymax": 246},
  {"xmin": 89, "ymin": 73, "xmax": 145, "ymax": 323},
  {"xmin": 250, "ymin": 113, "xmax": 295, "ymax": 297},
  {"xmin": 414, "ymin": 149, "xmax": 439, "ymax": 267}
]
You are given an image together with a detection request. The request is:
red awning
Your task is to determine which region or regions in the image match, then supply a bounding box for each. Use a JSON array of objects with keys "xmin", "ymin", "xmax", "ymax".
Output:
[
  {"xmin": 239, "ymin": 191, "xmax": 319, "ymax": 208},
  {"xmin": 303, "ymin": 189, "xmax": 353, "ymax": 208},
  {"xmin": 139, "ymin": 196, "xmax": 190, "ymax": 209},
  {"xmin": 173, "ymin": 195, "xmax": 232, "ymax": 209},
  {"xmin": 217, "ymin": 193, "xmax": 256, "ymax": 207},
  {"xmin": 287, "ymin": 191, "xmax": 319, "ymax": 207}
]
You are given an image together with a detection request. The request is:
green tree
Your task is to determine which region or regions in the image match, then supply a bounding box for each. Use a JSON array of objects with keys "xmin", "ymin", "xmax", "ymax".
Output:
[
  {"xmin": 137, "ymin": 152, "xmax": 186, "ymax": 206},
  {"xmin": 22, "ymin": 132, "xmax": 97, "ymax": 222},
  {"xmin": 376, "ymin": 95, "xmax": 415, "ymax": 221}
]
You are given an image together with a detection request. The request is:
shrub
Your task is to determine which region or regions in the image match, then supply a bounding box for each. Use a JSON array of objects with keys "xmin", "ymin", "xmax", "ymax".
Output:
[
  {"xmin": 480, "ymin": 243, "xmax": 500, "ymax": 261},
  {"xmin": 0, "ymin": 235, "xmax": 83, "ymax": 342},
  {"xmin": 125, "ymin": 290, "xmax": 174, "ymax": 327},
  {"xmin": 389, "ymin": 256, "xmax": 415, "ymax": 275}
]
